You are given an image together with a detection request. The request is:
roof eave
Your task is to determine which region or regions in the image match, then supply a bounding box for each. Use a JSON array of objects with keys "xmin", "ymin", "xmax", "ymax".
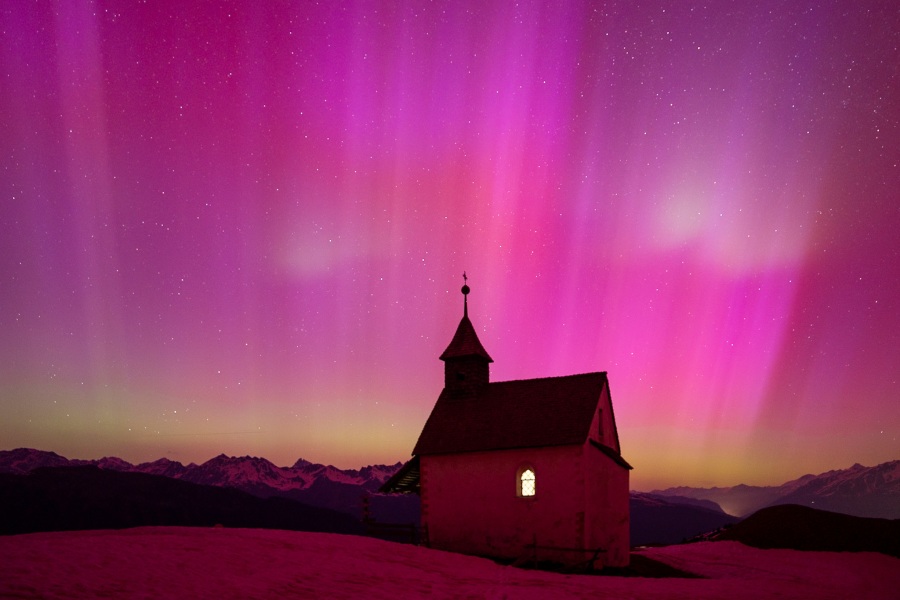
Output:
[{"xmin": 589, "ymin": 439, "xmax": 633, "ymax": 470}]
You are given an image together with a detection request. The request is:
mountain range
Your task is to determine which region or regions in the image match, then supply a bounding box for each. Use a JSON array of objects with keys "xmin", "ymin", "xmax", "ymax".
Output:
[
  {"xmin": 628, "ymin": 491, "xmax": 739, "ymax": 546},
  {"xmin": 0, "ymin": 448, "xmax": 399, "ymax": 490},
  {"xmin": 0, "ymin": 448, "xmax": 414, "ymax": 523},
  {"xmin": 650, "ymin": 460, "xmax": 900, "ymax": 519},
  {"xmin": 1, "ymin": 449, "xmax": 896, "ymax": 545}
]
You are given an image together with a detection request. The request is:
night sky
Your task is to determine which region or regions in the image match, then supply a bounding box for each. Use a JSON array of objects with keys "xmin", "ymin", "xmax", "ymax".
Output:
[{"xmin": 2, "ymin": 1, "xmax": 897, "ymax": 490}]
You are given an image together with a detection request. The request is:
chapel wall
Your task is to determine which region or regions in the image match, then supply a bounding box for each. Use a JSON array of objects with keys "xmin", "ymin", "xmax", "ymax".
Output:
[{"xmin": 420, "ymin": 445, "xmax": 585, "ymax": 563}]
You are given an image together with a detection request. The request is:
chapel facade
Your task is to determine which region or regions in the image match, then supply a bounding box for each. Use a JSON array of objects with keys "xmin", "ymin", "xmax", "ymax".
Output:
[{"xmin": 382, "ymin": 281, "xmax": 631, "ymax": 568}]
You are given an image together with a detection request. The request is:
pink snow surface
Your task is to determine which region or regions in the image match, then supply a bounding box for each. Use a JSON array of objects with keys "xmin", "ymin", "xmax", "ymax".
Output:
[{"xmin": 1, "ymin": 528, "xmax": 897, "ymax": 599}]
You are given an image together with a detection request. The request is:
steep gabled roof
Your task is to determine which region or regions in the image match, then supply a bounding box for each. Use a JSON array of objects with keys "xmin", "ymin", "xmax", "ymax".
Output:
[
  {"xmin": 413, "ymin": 372, "xmax": 610, "ymax": 456},
  {"xmin": 438, "ymin": 314, "xmax": 493, "ymax": 362}
]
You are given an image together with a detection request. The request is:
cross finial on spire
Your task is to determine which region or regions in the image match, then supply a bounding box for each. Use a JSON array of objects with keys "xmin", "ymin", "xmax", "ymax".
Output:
[{"xmin": 461, "ymin": 272, "xmax": 470, "ymax": 317}]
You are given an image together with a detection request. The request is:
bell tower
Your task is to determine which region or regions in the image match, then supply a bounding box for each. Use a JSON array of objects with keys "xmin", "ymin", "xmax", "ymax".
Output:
[{"xmin": 439, "ymin": 274, "xmax": 493, "ymax": 391}]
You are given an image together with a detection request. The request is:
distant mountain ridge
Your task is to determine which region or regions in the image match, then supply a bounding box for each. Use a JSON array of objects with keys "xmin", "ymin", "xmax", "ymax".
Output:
[
  {"xmin": 4, "ymin": 449, "xmax": 896, "ymax": 529},
  {"xmin": 650, "ymin": 460, "xmax": 900, "ymax": 519},
  {"xmin": 0, "ymin": 448, "xmax": 411, "ymax": 522},
  {"xmin": 629, "ymin": 492, "xmax": 740, "ymax": 546},
  {"xmin": 0, "ymin": 448, "xmax": 400, "ymax": 489}
]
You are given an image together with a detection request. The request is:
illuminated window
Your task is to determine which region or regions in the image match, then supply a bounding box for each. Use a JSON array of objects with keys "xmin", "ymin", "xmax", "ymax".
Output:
[{"xmin": 520, "ymin": 468, "xmax": 535, "ymax": 497}]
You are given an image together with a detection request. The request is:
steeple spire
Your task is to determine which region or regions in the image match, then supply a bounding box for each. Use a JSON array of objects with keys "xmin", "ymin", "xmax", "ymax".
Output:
[
  {"xmin": 440, "ymin": 274, "xmax": 492, "ymax": 391},
  {"xmin": 462, "ymin": 271, "xmax": 469, "ymax": 317}
]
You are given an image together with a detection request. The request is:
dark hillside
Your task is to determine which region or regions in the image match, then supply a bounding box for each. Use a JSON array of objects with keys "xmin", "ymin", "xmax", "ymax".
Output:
[
  {"xmin": 0, "ymin": 466, "xmax": 364, "ymax": 536},
  {"xmin": 715, "ymin": 504, "xmax": 900, "ymax": 557}
]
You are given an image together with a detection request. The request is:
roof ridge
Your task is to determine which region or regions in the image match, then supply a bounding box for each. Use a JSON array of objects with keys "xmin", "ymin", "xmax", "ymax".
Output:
[{"xmin": 488, "ymin": 371, "xmax": 606, "ymax": 385}]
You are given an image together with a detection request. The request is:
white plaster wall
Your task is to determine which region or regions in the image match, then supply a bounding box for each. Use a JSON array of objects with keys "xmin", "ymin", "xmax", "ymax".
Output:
[
  {"xmin": 583, "ymin": 443, "xmax": 631, "ymax": 567},
  {"xmin": 420, "ymin": 445, "xmax": 585, "ymax": 562}
]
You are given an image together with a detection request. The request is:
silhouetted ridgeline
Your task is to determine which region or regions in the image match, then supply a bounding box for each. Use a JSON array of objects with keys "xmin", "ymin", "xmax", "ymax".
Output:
[
  {"xmin": 713, "ymin": 504, "xmax": 900, "ymax": 558},
  {"xmin": 0, "ymin": 466, "xmax": 364, "ymax": 536}
]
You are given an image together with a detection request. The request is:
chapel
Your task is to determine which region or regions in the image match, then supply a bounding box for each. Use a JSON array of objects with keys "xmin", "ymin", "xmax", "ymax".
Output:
[{"xmin": 382, "ymin": 279, "xmax": 631, "ymax": 568}]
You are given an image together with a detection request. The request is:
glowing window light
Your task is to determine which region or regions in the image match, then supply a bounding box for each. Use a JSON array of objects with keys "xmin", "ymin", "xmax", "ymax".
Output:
[{"xmin": 520, "ymin": 468, "xmax": 535, "ymax": 497}]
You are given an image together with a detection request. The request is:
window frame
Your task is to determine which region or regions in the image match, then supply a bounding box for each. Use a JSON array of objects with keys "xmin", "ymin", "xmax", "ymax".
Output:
[{"xmin": 516, "ymin": 465, "xmax": 536, "ymax": 498}]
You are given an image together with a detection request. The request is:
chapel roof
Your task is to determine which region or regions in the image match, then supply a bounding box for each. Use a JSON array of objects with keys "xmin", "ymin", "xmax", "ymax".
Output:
[{"xmin": 412, "ymin": 371, "xmax": 617, "ymax": 456}]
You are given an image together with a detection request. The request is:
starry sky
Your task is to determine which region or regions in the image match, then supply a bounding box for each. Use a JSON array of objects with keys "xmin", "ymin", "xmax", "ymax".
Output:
[{"xmin": 1, "ymin": 1, "xmax": 898, "ymax": 490}]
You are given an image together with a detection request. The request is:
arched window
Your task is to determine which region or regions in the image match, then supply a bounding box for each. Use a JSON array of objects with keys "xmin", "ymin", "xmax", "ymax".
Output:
[{"xmin": 518, "ymin": 467, "xmax": 536, "ymax": 497}]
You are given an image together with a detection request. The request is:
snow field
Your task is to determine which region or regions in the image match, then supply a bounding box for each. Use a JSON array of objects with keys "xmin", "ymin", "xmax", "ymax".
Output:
[{"xmin": 1, "ymin": 527, "xmax": 898, "ymax": 599}]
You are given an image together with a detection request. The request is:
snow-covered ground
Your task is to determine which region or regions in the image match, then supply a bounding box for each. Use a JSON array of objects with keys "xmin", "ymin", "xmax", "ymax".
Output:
[{"xmin": 1, "ymin": 527, "xmax": 897, "ymax": 599}]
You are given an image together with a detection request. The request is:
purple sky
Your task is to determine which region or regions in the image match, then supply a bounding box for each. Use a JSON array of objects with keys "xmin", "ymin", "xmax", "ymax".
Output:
[{"xmin": 1, "ymin": 1, "xmax": 897, "ymax": 489}]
